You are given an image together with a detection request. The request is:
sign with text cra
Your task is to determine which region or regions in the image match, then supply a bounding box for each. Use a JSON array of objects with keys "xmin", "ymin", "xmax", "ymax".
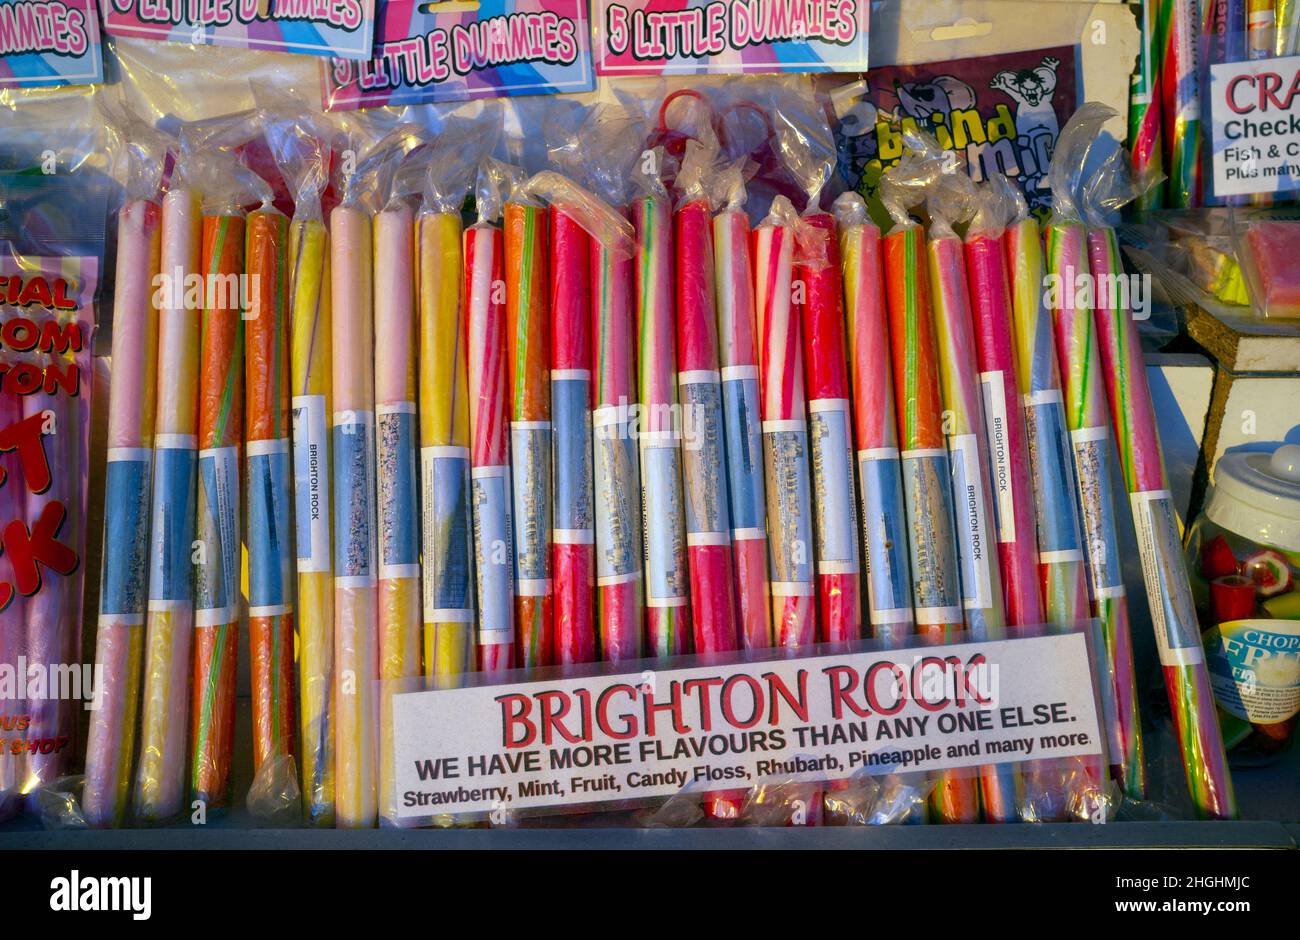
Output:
[
  {"xmin": 390, "ymin": 632, "xmax": 1104, "ymax": 821},
  {"xmin": 1210, "ymin": 54, "xmax": 1300, "ymax": 198}
]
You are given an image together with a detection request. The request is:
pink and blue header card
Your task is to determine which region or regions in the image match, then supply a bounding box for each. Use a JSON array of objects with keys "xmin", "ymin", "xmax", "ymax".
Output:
[
  {"xmin": 324, "ymin": 0, "xmax": 593, "ymax": 110},
  {"xmin": 595, "ymin": 0, "xmax": 867, "ymax": 75},
  {"xmin": 98, "ymin": 0, "xmax": 376, "ymax": 60},
  {"xmin": 0, "ymin": 0, "xmax": 103, "ymax": 86}
]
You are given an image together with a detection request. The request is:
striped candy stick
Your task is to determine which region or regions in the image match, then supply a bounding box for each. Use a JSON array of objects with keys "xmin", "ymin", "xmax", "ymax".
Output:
[
  {"xmin": 928, "ymin": 234, "xmax": 1008, "ymax": 641},
  {"xmin": 837, "ymin": 204, "xmax": 913, "ymax": 644},
  {"xmin": 550, "ymin": 207, "xmax": 596, "ymax": 666},
  {"xmin": 1161, "ymin": 0, "xmax": 1202, "ymax": 207},
  {"xmin": 504, "ymin": 202, "xmax": 553, "ymax": 669},
  {"xmin": 84, "ymin": 198, "xmax": 162, "ymax": 827},
  {"xmin": 418, "ymin": 210, "xmax": 474, "ymax": 683},
  {"xmin": 289, "ymin": 214, "xmax": 335, "ymax": 825},
  {"xmin": 797, "ymin": 213, "xmax": 861, "ymax": 645},
  {"xmin": 246, "ymin": 208, "xmax": 297, "ymax": 775},
  {"xmin": 882, "ymin": 226, "xmax": 964, "ymax": 643},
  {"xmin": 591, "ymin": 226, "xmax": 644, "ymax": 662},
  {"xmin": 929, "ymin": 232, "xmax": 1017, "ymax": 824},
  {"xmin": 1088, "ymin": 225, "xmax": 1235, "ymax": 820},
  {"xmin": 634, "ymin": 193, "xmax": 691, "ymax": 657},
  {"xmin": 135, "ymin": 187, "xmax": 202, "ymax": 823},
  {"xmin": 1131, "ymin": 0, "xmax": 1165, "ymax": 210},
  {"xmin": 714, "ymin": 207, "xmax": 772, "ymax": 653},
  {"xmin": 374, "ymin": 202, "xmax": 421, "ymax": 824},
  {"xmin": 1005, "ymin": 219, "xmax": 1092, "ymax": 629},
  {"xmin": 882, "ymin": 224, "xmax": 971, "ymax": 824},
  {"xmin": 753, "ymin": 209, "xmax": 816, "ymax": 649},
  {"xmin": 190, "ymin": 211, "xmax": 245, "ymax": 810},
  {"xmin": 713, "ymin": 205, "xmax": 772, "ymax": 653},
  {"xmin": 465, "ymin": 222, "xmax": 515, "ymax": 675},
  {"xmin": 1004, "ymin": 216, "xmax": 1094, "ymax": 822},
  {"xmin": 964, "ymin": 234, "xmax": 1045, "ymax": 631},
  {"xmin": 1046, "ymin": 221, "xmax": 1146, "ymax": 801},
  {"xmin": 675, "ymin": 198, "xmax": 739, "ymax": 654},
  {"xmin": 330, "ymin": 203, "xmax": 379, "ymax": 828}
]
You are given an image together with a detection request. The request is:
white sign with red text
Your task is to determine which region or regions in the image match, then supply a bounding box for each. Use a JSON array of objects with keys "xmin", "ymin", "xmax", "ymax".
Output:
[
  {"xmin": 391, "ymin": 633, "xmax": 1103, "ymax": 819},
  {"xmin": 1210, "ymin": 55, "xmax": 1300, "ymax": 197}
]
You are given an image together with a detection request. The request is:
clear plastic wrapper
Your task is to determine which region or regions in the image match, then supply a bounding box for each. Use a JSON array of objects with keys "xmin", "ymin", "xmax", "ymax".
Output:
[
  {"xmin": 1236, "ymin": 214, "xmax": 1300, "ymax": 319},
  {"xmin": 630, "ymin": 120, "xmax": 692, "ymax": 660},
  {"xmin": 1054, "ymin": 102, "xmax": 1236, "ymax": 820},
  {"xmin": 263, "ymin": 105, "xmax": 339, "ymax": 827},
  {"xmin": 1042, "ymin": 122, "xmax": 1147, "ymax": 801},
  {"xmin": 330, "ymin": 123, "xmax": 420, "ymax": 829},
  {"xmin": 465, "ymin": 157, "xmax": 517, "ymax": 677},
  {"xmin": 178, "ymin": 117, "xmax": 266, "ymax": 820},
  {"xmin": 0, "ymin": 171, "xmax": 105, "ymax": 821},
  {"xmin": 418, "ymin": 110, "xmax": 499, "ymax": 691},
  {"xmin": 547, "ymin": 101, "xmax": 646, "ymax": 665},
  {"xmin": 82, "ymin": 99, "xmax": 173, "ymax": 830}
]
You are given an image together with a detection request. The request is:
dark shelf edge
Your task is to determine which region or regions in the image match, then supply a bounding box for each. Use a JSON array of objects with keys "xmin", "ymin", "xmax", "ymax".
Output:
[{"xmin": 3, "ymin": 820, "xmax": 1295, "ymax": 851}]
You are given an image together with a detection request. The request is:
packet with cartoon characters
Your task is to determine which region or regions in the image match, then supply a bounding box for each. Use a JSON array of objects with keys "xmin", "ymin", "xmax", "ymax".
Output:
[{"xmin": 818, "ymin": 46, "xmax": 1079, "ymax": 226}]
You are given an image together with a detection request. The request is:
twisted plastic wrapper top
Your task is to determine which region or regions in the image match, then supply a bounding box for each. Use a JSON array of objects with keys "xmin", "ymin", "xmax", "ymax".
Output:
[
  {"xmin": 99, "ymin": 91, "xmax": 176, "ymax": 206},
  {"xmin": 1047, "ymin": 102, "xmax": 1143, "ymax": 228},
  {"xmin": 546, "ymin": 100, "xmax": 648, "ymax": 211},
  {"xmin": 422, "ymin": 110, "xmax": 502, "ymax": 217},
  {"xmin": 0, "ymin": 173, "xmax": 103, "ymax": 822},
  {"xmin": 81, "ymin": 97, "xmax": 173, "ymax": 829},
  {"xmin": 475, "ymin": 157, "xmax": 532, "ymax": 226},
  {"xmin": 967, "ymin": 172, "xmax": 1023, "ymax": 241},
  {"xmin": 180, "ymin": 113, "xmax": 276, "ymax": 217},
  {"xmin": 258, "ymin": 102, "xmax": 335, "ymax": 225}
]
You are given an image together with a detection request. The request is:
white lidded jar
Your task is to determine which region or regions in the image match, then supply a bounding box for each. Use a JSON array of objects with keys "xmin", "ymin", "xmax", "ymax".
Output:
[{"xmin": 1186, "ymin": 444, "xmax": 1300, "ymax": 759}]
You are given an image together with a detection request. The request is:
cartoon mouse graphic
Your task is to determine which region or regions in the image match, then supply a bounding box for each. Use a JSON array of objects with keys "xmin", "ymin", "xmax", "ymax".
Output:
[
  {"xmin": 894, "ymin": 75, "xmax": 978, "ymax": 124},
  {"xmin": 990, "ymin": 56, "xmax": 1062, "ymax": 211},
  {"xmin": 830, "ymin": 79, "xmax": 891, "ymax": 190}
]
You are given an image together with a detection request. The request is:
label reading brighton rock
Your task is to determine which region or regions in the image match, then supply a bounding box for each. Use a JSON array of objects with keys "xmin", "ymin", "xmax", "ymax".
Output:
[
  {"xmin": 391, "ymin": 632, "xmax": 1104, "ymax": 819},
  {"xmin": 979, "ymin": 370, "xmax": 1015, "ymax": 544},
  {"xmin": 292, "ymin": 394, "xmax": 330, "ymax": 573},
  {"xmin": 948, "ymin": 433, "xmax": 992, "ymax": 612}
]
